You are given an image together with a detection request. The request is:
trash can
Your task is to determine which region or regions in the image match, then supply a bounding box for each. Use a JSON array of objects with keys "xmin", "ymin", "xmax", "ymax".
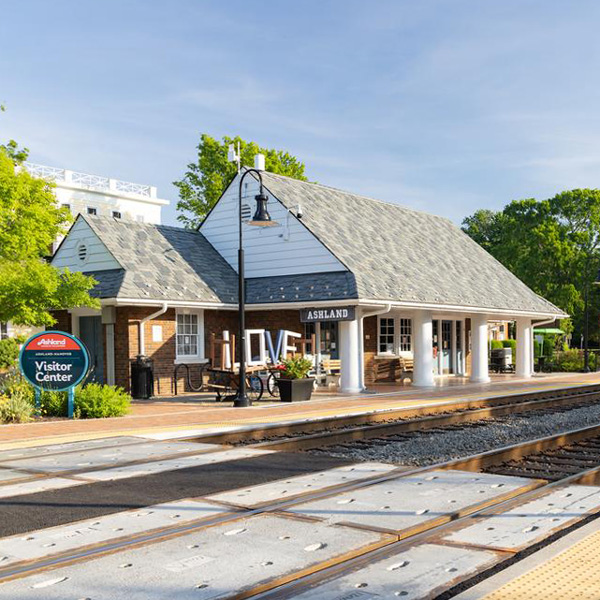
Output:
[{"xmin": 131, "ymin": 355, "xmax": 154, "ymax": 399}]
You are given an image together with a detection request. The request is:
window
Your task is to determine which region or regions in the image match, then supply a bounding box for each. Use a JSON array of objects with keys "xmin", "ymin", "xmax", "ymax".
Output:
[
  {"xmin": 378, "ymin": 317, "xmax": 395, "ymax": 354},
  {"xmin": 87, "ymin": 207, "xmax": 97, "ymax": 215},
  {"xmin": 0, "ymin": 323, "xmax": 8, "ymax": 340},
  {"xmin": 61, "ymin": 203, "xmax": 71, "ymax": 212},
  {"xmin": 304, "ymin": 323, "xmax": 316, "ymax": 355},
  {"xmin": 112, "ymin": 211, "xmax": 122, "ymax": 219},
  {"xmin": 176, "ymin": 312, "xmax": 204, "ymax": 359},
  {"xmin": 399, "ymin": 318, "xmax": 412, "ymax": 352}
]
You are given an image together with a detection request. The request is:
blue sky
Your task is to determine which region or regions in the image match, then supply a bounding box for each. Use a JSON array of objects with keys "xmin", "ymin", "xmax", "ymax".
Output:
[{"xmin": 2, "ymin": 1, "xmax": 600, "ymax": 226}]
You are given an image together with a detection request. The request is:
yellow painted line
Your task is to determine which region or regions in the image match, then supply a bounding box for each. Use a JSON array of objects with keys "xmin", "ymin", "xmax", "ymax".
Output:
[{"xmin": 481, "ymin": 528, "xmax": 600, "ymax": 599}]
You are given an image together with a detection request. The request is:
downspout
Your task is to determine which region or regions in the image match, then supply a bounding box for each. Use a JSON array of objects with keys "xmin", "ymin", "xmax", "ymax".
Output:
[
  {"xmin": 139, "ymin": 303, "xmax": 168, "ymax": 357},
  {"xmin": 358, "ymin": 303, "xmax": 393, "ymax": 391}
]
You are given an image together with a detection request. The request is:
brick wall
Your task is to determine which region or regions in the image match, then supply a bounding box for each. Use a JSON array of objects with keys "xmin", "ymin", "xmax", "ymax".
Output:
[
  {"xmin": 364, "ymin": 316, "xmax": 377, "ymax": 383},
  {"xmin": 49, "ymin": 310, "xmax": 72, "ymax": 334}
]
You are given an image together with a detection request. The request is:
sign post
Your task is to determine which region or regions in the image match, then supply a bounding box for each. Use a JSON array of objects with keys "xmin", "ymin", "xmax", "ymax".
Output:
[{"xmin": 19, "ymin": 331, "xmax": 90, "ymax": 419}]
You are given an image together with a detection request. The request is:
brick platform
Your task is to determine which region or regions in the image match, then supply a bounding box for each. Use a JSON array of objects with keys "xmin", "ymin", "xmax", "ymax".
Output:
[{"xmin": 1, "ymin": 372, "xmax": 599, "ymax": 450}]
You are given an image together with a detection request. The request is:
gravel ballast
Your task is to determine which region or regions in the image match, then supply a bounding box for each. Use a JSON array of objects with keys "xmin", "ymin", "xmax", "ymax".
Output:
[{"xmin": 309, "ymin": 404, "xmax": 600, "ymax": 466}]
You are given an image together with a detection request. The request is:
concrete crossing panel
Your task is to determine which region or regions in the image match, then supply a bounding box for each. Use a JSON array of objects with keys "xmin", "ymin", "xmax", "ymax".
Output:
[
  {"xmin": 285, "ymin": 470, "xmax": 536, "ymax": 534},
  {"xmin": 0, "ymin": 440, "xmax": 221, "ymax": 474},
  {"xmin": 0, "ymin": 499, "xmax": 231, "ymax": 567},
  {"xmin": 206, "ymin": 462, "xmax": 401, "ymax": 508},
  {"xmin": 444, "ymin": 484, "xmax": 600, "ymax": 551},
  {"xmin": 0, "ymin": 437, "xmax": 144, "ymax": 462},
  {"xmin": 0, "ymin": 514, "xmax": 392, "ymax": 600},
  {"xmin": 0, "ymin": 477, "xmax": 88, "ymax": 499},
  {"xmin": 80, "ymin": 447, "xmax": 275, "ymax": 481},
  {"xmin": 278, "ymin": 543, "xmax": 500, "ymax": 600}
]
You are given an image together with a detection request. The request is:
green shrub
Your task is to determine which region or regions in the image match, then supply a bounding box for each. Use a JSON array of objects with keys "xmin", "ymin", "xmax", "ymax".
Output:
[
  {"xmin": 555, "ymin": 349, "xmax": 584, "ymax": 372},
  {"xmin": 0, "ymin": 388, "xmax": 34, "ymax": 423},
  {"xmin": 490, "ymin": 340, "xmax": 503, "ymax": 350},
  {"xmin": 502, "ymin": 339, "xmax": 517, "ymax": 353},
  {"xmin": 0, "ymin": 338, "xmax": 20, "ymax": 369},
  {"xmin": 75, "ymin": 383, "xmax": 131, "ymax": 418},
  {"xmin": 39, "ymin": 389, "xmax": 68, "ymax": 417}
]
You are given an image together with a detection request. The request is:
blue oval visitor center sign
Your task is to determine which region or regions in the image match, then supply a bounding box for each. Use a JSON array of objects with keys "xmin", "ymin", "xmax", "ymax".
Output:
[{"xmin": 19, "ymin": 331, "xmax": 90, "ymax": 418}]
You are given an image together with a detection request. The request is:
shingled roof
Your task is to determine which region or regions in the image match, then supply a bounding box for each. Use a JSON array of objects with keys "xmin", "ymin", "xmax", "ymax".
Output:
[
  {"xmin": 81, "ymin": 216, "xmax": 238, "ymax": 304},
  {"xmin": 256, "ymin": 171, "xmax": 565, "ymax": 316}
]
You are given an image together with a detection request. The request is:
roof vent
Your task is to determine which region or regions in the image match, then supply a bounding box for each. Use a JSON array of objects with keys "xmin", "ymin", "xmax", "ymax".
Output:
[
  {"xmin": 254, "ymin": 154, "xmax": 265, "ymax": 171},
  {"xmin": 77, "ymin": 243, "xmax": 87, "ymax": 262}
]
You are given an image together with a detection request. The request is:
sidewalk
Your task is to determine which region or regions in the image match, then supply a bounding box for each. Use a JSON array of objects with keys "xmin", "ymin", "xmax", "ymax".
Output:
[{"xmin": 1, "ymin": 372, "xmax": 599, "ymax": 450}]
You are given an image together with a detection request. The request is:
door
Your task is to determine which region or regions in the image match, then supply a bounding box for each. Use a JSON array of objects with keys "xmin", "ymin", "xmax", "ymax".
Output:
[
  {"xmin": 320, "ymin": 322, "xmax": 339, "ymax": 359},
  {"xmin": 79, "ymin": 316, "xmax": 104, "ymax": 384},
  {"xmin": 441, "ymin": 320, "xmax": 452, "ymax": 374},
  {"xmin": 456, "ymin": 320, "xmax": 463, "ymax": 375}
]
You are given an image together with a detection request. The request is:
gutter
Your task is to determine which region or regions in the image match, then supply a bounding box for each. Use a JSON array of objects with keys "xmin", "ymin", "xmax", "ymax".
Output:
[{"xmin": 139, "ymin": 302, "xmax": 168, "ymax": 356}]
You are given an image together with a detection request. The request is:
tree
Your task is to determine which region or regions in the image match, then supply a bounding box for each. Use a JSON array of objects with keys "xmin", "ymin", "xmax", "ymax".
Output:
[
  {"xmin": 0, "ymin": 149, "xmax": 99, "ymax": 326},
  {"xmin": 0, "ymin": 105, "xmax": 29, "ymax": 164},
  {"xmin": 462, "ymin": 189, "xmax": 600, "ymax": 342},
  {"xmin": 174, "ymin": 134, "xmax": 308, "ymax": 228}
]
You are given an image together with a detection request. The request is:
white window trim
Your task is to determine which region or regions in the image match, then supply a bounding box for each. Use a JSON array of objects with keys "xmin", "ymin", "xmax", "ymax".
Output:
[
  {"xmin": 377, "ymin": 315, "xmax": 413, "ymax": 357},
  {"xmin": 174, "ymin": 309, "xmax": 206, "ymax": 364},
  {"xmin": 377, "ymin": 315, "xmax": 397, "ymax": 357}
]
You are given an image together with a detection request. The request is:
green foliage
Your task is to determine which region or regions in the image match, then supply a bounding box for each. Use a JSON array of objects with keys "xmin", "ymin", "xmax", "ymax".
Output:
[
  {"xmin": 501, "ymin": 339, "xmax": 517, "ymax": 354},
  {"xmin": 462, "ymin": 190, "xmax": 600, "ymax": 343},
  {"xmin": 0, "ymin": 337, "xmax": 20, "ymax": 369},
  {"xmin": 490, "ymin": 340, "xmax": 503, "ymax": 350},
  {"xmin": 280, "ymin": 355, "xmax": 313, "ymax": 380},
  {"xmin": 555, "ymin": 349, "xmax": 585, "ymax": 372},
  {"xmin": 74, "ymin": 383, "xmax": 131, "ymax": 418},
  {"xmin": 174, "ymin": 134, "xmax": 309, "ymax": 228},
  {"xmin": 0, "ymin": 149, "xmax": 99, "ymax": 326},
  {"xmin": 39, "ymin": 389, "xmax": 68, "ymax": 417},
  {"xmin": 0, "ymin": 390, "xmax": 34, "ymax": 423},
  {"xmin": 0, "ymin": 105, "xmax": 29, "ymax": 165},
  {"xmin": 0, "ymin": 372, "xmax": 34, "ymax": 423}
]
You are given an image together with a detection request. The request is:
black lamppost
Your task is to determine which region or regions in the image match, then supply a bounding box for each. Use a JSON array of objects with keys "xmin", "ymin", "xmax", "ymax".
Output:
[{"xmin": 234, "ymin": 169, "xmax": 278, "ymax": 407}]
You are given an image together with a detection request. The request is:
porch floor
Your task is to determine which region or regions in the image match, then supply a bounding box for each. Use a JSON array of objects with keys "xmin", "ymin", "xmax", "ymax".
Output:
[{"xmin": 1, "ymin": 371, "xmax": 599, "ymax": 449}]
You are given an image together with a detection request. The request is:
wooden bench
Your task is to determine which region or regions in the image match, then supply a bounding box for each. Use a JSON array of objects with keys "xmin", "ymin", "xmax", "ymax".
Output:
[{"xmin": 373, "ymin": 357, "xmax": 413, "ymax": 383}]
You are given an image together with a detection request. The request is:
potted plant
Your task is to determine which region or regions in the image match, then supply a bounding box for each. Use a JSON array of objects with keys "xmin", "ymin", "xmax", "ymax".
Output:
[{"xmin": 276, "ymin": 356, "xmax": 315, "ymax": 402}]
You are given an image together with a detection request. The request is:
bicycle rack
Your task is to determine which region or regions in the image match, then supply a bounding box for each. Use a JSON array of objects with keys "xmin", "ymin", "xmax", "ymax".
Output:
[{"xmin": 172, "ymin": 363, "xmax": 206, "ymax": 396}]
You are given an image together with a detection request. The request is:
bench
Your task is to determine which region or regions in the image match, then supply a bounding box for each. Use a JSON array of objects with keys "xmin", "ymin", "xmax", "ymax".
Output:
[
  {"xmin": 314, "ymin": 359, "xmax": 341, "ymax": 388},
  {"xmin": 373, "ymin": 357, "xmax": 413, "ymax": 383}
]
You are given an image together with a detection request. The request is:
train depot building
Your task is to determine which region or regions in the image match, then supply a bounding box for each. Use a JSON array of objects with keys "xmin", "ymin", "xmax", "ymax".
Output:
[{"xmin": 49, "ymin": 163, "xmax": 566, "ymax": 396}]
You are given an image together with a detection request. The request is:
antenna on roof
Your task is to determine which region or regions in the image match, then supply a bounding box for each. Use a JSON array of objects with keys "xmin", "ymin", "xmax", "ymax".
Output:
[{"xmin": 227, "ymin": 141, "xmax": 241, "ymax": 174}]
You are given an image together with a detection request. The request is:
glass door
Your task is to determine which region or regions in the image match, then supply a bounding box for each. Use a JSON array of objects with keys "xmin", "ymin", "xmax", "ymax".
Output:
[
  {"xmin": 320, "ymin": 322, "xmax": 339, "ymax": 359},
  {"xmin": 441, "ymin": 320, "xmax": 452, "ymax": 374}
]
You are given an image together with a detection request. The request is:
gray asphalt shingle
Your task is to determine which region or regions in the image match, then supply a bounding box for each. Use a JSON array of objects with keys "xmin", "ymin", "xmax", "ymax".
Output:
[{"xmin": 257, "ymin": 171, "xmax": 565, "ymax": 316}]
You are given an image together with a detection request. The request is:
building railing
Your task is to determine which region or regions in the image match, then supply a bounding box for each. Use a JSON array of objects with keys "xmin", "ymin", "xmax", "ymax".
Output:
[{"xmin": 23, "ymin": 162, "xmax": 157, "ymax": 198}]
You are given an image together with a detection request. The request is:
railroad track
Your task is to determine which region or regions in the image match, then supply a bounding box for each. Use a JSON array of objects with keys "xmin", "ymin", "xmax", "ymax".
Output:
[
  {"xmin": 236, "ymin": 383, "xmax": 600, "ymax": 453},
  {"xmin": 4, "ymin": 384, "xmax": 600, "ymax": 597}
]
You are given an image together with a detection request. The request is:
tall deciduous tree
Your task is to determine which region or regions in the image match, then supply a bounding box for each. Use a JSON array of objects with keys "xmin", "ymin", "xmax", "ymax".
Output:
[
  {"xmin": 0, "ymin": 149, "xmax": 99, "ymax": 326},
  {"xmin": 174, "ymin": 134, "xmax": 308, "ymax": 228},
  {"xmin": 462, "ymin": 189, "xmax": 600, "ymax": 340}
]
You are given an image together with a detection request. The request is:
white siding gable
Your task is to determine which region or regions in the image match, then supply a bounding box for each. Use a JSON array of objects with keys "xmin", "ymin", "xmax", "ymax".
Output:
[
  {"xmin": 52, "ymin": 218, "xmax": 121, "ymax": 272},
  {"xmin": 200, "ymin": 173, "xmax": 346, "ymax": 277}
]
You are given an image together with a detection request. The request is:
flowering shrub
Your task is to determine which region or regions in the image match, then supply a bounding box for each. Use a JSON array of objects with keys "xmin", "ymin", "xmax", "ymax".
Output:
[{"xmin": 279, "ymin": 356, "xmax": 313, "ymax": 379}]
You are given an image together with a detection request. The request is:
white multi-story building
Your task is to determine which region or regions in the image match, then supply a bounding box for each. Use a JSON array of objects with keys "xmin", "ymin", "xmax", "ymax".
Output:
[
  {"xmin": 1, "ymin": 164, "xmax": 170, "ymax": 341},
  {"xmin": 23, "ymin": 162, "xmax": 169, "ymax": 228}
]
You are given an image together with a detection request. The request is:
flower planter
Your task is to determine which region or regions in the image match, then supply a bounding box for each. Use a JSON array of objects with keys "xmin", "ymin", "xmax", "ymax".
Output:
[{"xmin": 276, "ymin": 377, "xmax": 315, "ymax": 402}]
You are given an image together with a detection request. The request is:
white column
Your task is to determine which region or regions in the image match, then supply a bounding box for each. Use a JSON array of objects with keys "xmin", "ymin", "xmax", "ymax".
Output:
[
  {"xmin": 339, "ymin": 319, "xmax": 361, "ymax": 393},
  {"xmin": 460, "ymin": 319, "xmax": 466, "ymax": 376},
  {"xmin": 413, "ymin": 311, "xmax": 434, "ymax": 386},
  {"xmin": 516, "ymin": 317, "xmax": 533, "ymax": 378},
  {"xmin": 470, "ymin": 314, "xmax": 490, "ymax": 383},
  {"xmin": 436, "ymin": 319, "xmax": 443, "ymax": 376},
  {"xmin": 451, "ymin": 320, "xmax": 457, "ymax": 375}
]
